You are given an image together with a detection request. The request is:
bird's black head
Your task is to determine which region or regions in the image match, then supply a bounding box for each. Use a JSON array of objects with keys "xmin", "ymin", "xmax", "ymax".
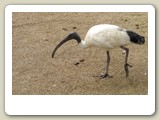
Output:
[
  {"xmin": 126, "ymin": 30, "xmax": 145, "ymax": 45},
  {"xmin": 66, "ymin": 32, "xmax": 81, "ymax": 43}
]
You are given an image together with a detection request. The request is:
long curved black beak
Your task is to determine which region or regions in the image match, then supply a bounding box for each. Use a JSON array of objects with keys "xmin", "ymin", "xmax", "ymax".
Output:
[{"xmin": 52, "ymin": 32, "xmax": 81, "ymax": 58}]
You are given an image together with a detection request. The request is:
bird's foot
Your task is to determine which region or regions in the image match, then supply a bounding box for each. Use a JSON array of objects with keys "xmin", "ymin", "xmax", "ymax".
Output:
[
  {"xmin": 124, "ymin": 63, "xmax": 132, "ymax": 77},
  {"xmin": 99, "ymin": 73, "xmax": 113, "ymax": 79},
  {"xmin": 92, "ymin": 73, "xmax": 112, "ymax": 79}
]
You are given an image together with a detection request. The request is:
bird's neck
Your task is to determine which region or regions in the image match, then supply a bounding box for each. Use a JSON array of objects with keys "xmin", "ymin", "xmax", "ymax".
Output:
[{"xmin": 79, "ymin": 40, "xmax": 88, "ymax": 48}]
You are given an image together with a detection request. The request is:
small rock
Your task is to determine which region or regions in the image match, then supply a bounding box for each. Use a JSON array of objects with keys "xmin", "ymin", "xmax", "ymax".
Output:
[
  {"xmin": 73, "ymin": 59, "xmax": 84, "ymax": 66},
  {"xmin": 79, "ymin": 59, "xmax": 84, "ymax": 62},
  {"xmin": 74, "ymin": 62, "xmax": 80, "ymax": 66},
  {"xmin": 44, "ymin": 38, "xmax": 49, "ymax": 41},
  {"xmin": 73, "ymin": 27, "xmax": 77, "ymax": 29},
  {"xmin": 63, "ymin": 28, "xmax": 68, "ymax": 31},
  {"xmin": 125, "ymin": 19, "xmax": 128, "ymax": 22}
]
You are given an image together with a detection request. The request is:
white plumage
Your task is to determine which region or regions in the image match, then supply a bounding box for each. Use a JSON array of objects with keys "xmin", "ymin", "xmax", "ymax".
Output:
[
  {"xmin": 81, "ymin": 24, "xmax": 131, "ymax": 49},
  {"xmin": 52, "ymin": 24, "xmax": 145, "ymax": 78}
]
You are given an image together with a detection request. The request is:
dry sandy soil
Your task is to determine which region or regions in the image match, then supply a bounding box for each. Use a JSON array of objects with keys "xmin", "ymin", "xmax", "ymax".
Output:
[{"xmin": 12, "ymin": 12, "xmax": 148, "ymax": 95}]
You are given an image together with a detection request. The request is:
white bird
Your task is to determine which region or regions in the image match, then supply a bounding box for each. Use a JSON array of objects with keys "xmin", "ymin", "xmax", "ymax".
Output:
[{"xmin": 52, "ymin": 24, "xmax": 145, "ymax": 78}]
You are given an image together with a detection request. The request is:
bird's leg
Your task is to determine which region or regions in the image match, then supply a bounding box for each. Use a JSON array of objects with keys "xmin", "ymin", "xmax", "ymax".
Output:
[
  {"xmin": 120, "ymin": 46, "xmax": 132, "ymax": 77},
  {"xmin": 100, "ymin": 51, "xmax": 112, "ymax": 78}
]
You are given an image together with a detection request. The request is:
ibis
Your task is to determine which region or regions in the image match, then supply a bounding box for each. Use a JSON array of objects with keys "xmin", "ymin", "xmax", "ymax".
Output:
[{"xmin": 52, "ymin": 24, "xmax": 145, "ymax": 78}]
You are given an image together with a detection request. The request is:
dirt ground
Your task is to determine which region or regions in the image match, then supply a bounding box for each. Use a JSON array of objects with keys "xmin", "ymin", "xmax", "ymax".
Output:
[{"xmin": 12, "ymin": 12, "xmax": 148, "ymax": 95}]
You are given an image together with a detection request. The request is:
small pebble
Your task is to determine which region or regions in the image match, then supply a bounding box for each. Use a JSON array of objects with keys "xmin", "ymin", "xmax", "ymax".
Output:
[
  {"xmin": 144, "ymin": 73, "xmax": 147, "ymax": 76},
  {"xmin": 122, "ymin": 50, "xmax": 126, "ymax": 54},
  {"xmin": 62, "ymin": 28, "xmax": 68, "ymax": 31},
  {"xmin": 73, "ymin": 27, "xmax": 77, "ymax": 29},
  {"xmin": 73, "ymin": 59, "xmax": 84, "ymax": 66},
  {"xmin": 74, "ymin": 62, "xmax": 80, "ymax": 66},
  {"xmin": 79, "ymin": 59, "xmax": 84, "ymax": 62},
  {"xmin": 44, "ymin": 38, "xmax": 49, "ymax": 41}
]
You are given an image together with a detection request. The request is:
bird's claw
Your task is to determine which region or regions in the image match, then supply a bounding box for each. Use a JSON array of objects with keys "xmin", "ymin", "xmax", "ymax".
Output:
[
  {"xmin": 99, "ymin": 73, "xmax": 113, "ymax": 79},
  {"xmin": 125, "ymin": 63, "xmax": 132, "ymax": 68},
  {"xmin": 124, "ymin": 63, "xmax": 132, "ymax": 77},
  {"xmin": 92, "ymin": 73, "xmax": 112, "ymax": 79}
]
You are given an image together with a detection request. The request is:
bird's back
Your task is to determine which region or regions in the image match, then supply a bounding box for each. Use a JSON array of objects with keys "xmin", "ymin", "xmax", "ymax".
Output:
[{"xmin": 83, "ymin": 24, "xmax": 131, "ymax": 49}]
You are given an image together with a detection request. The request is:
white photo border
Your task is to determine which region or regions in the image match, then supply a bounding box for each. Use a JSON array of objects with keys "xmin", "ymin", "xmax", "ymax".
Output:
[{"xmin": 5, "ymin": 5, "xmax": 155, "ymax": 115}]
